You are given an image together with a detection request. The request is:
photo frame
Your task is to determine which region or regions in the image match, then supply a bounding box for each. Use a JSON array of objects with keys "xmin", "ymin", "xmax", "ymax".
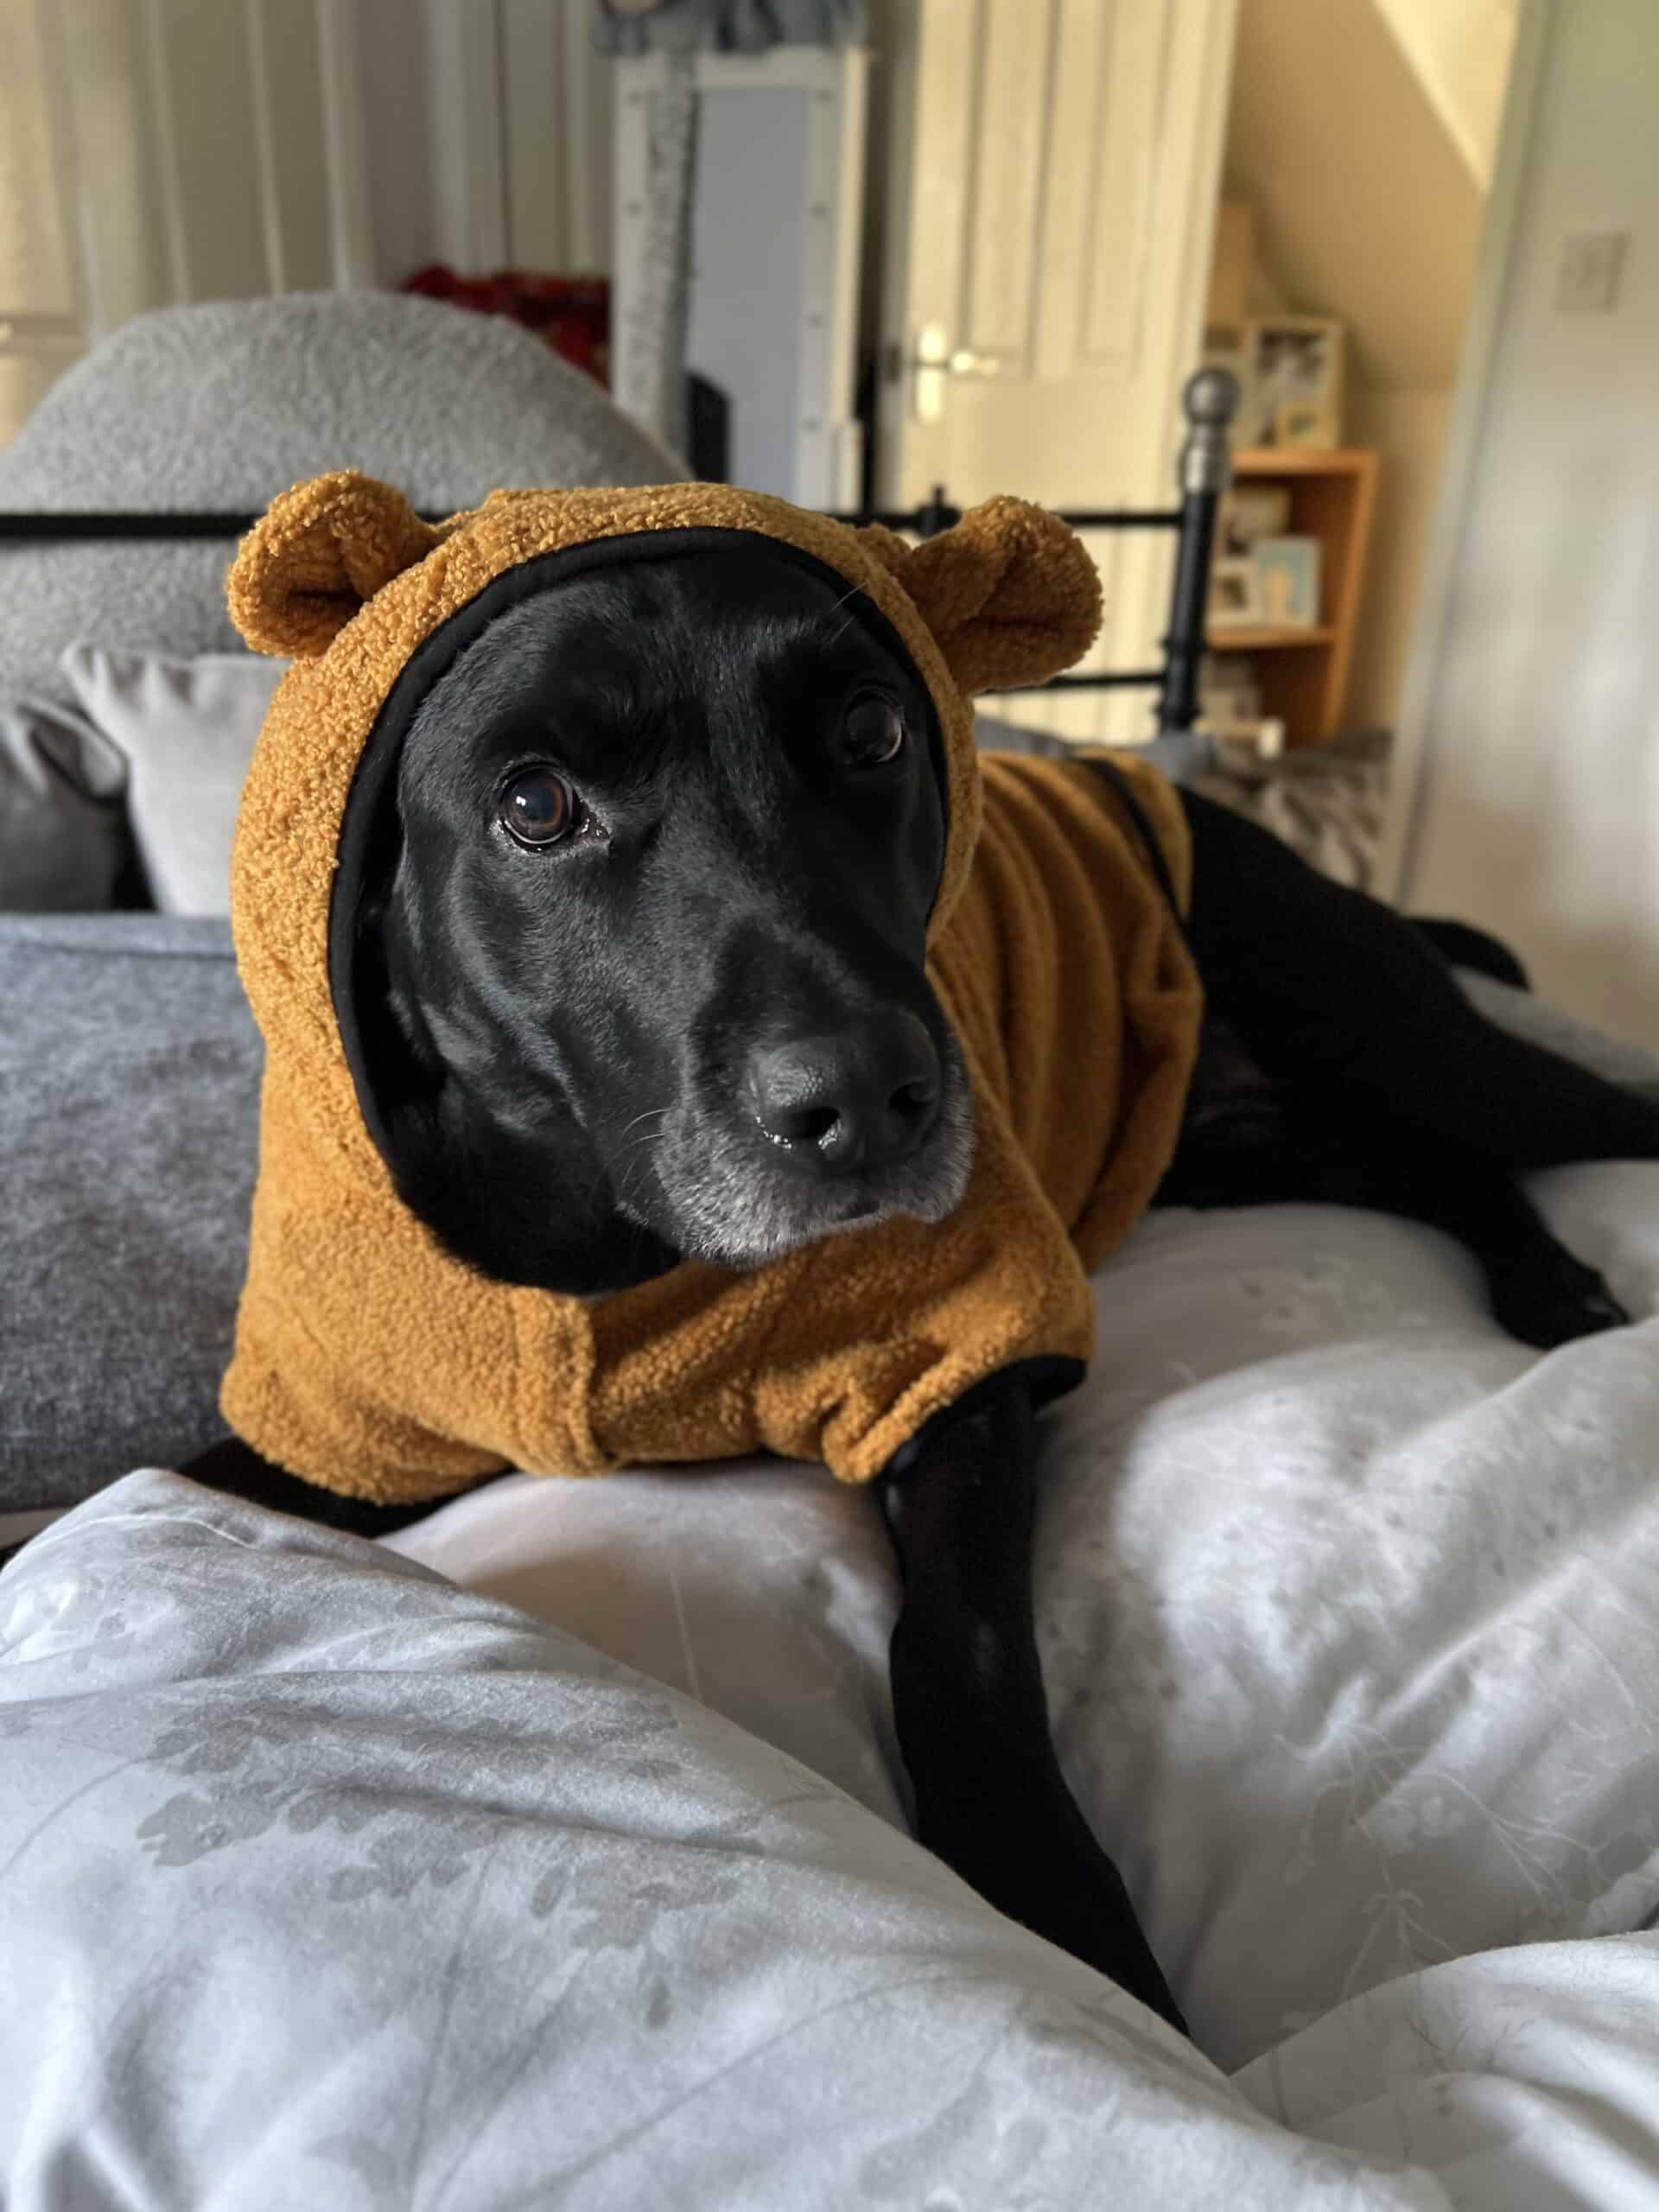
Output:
[
  {"xmin": 1201, "ymin": 652, "xmax": 1262, "ymax": 720},
  {"xmin": 1274, "ymin": 397, "xmax": 1338, "ymax": 449},
  {"xmin": 1208, "ymin": 555, "xmax": 1262, "ymax": 629},
  {"xmin": 1252, "ymin": 535, "xmax": 1322, "ymax": 628},
  {"xmin": 1220, "ymin": 484, "xmax": 1292, "ymax": 557},
  {"xmin": 1243, "ymin": 317, "xmax": 1344, "ymax": 448}
]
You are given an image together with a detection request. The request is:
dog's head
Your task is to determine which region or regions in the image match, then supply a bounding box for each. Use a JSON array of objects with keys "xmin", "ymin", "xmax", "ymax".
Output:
[
  {"xmin": 367, "ymin": 543, "xmax": 976, "ymax": 1286},
  {"xmin": 228, "ymin": 477, "xmax": 1100, "ymax": 1295}
]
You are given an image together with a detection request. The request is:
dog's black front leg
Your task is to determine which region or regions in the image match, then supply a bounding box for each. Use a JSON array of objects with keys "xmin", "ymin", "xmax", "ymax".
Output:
[
  {"xmin": 181, "ymin": 1437, "xmax": 441, "ymax": 1539},
  {"xmin": 877, "ymin": 1373, "xmax": 1185, "ymax": 2033}
]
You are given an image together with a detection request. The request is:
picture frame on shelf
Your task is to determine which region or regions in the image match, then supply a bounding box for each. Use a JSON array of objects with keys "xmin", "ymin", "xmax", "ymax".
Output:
[
  {"xmin": 1208, "ymin": 555, "xmax": 1262, "ymax": 629},
  {"xmin": 1274, "ymin": 397, "xmax": 1338, "ymax": 448},
  {"xmin": 1252, "ymin": 535, "xmax": 1322, "ymax": 628},
  {"xmin": 1243, "ymin": 317, "xmax": 1344, "ymax": 448},
  {"xmin": 1201, "ymin": 651, "xmax": 1262, "ymax": 714},
  {"xmin": 1220, "ymin": 483, "xmax": 1292, "ymax": 557}
]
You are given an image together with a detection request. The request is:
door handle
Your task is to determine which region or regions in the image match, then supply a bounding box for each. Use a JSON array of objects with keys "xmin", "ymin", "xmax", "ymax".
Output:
[
  {"xmin": 917, "ymin": 346, "xmax": 1001, "ymax": 379},
  {"xmin": 911, "ymin": 321, "xmax": 1001, "ymax": 375},
  {"xmin": 902, "ymin": 321, "xmax": 1002, "ymax": 423}
]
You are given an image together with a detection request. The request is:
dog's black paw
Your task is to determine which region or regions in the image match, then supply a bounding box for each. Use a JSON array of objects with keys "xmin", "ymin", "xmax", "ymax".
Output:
[
  {"xmin": 1491, "ymin": 1250, "xmax": 1629, "ymax": 1349},
  {"xmin": 914, "ymin": 1780, "xmax": 1190, "ymax": 2037}
]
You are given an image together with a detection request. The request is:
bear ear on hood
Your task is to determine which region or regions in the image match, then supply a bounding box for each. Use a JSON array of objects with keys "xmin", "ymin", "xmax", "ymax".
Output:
[
  {"xmin": 856, "ymin": 496, "xmax": 1102, "ymax": 697},
  {"xmin": 228, "ymin": 470, "xmax": 445, "ymax": 658}
]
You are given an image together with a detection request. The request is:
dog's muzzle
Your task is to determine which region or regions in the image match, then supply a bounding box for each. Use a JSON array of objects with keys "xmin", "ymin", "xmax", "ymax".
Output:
[{"xmin": 653, "ymin": 1020, "xmax": 976, "ymax": 1268}]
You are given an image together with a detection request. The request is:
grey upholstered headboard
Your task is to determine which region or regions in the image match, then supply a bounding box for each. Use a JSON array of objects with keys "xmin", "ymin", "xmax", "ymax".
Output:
[{"xmin": 0, "ymin": 292, "xmax": 683, "ymax": 706}]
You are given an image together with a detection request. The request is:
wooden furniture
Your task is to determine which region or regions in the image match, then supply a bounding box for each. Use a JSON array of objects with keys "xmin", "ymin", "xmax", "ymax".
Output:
[{"xmin": 1209, "ymin": 448, "xmax": 1379, "ymax": 747}]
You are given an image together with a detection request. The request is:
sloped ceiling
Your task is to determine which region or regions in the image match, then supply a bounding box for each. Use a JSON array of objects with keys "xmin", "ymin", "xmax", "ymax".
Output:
[
  {"xmin": 1371, "ymin": 0, "xmax": 1518, "ymax": 189},
  {"xmin": 1223, "ymin": 0, "xmax": 1490, "ymax": 388}
]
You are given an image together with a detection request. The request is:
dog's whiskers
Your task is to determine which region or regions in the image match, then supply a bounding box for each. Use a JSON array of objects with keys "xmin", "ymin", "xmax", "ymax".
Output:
[
  {"xmin": 820, "ymin": 579, "xmax": 868, "ymax": 651},
  {"xmin": 612, "ymin": 1140, "xmax": 661, "ymax": 1215},
  {"xmin": 594, "ymin": 1104, "xmax": 674, "ymax": 1214},
  {"xmin": 613, "ymin": 1104, "xmax": 674, "ymax": 1151}
]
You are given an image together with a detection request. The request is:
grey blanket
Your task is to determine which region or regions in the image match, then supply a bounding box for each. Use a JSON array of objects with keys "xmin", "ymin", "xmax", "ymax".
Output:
[{"xmin": 1, "ymin": 914, "xmax": 256, "ymax": 1500}]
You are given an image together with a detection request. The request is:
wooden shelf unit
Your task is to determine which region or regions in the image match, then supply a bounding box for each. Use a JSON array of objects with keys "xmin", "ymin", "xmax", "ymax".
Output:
[
  {"xmin": 1209, "ymin": 624, "xmax": 1338, "ymax": 652},
  {"xmin": 1207, "ymin": 448, "xmax": 1379, "ymax": 747}
]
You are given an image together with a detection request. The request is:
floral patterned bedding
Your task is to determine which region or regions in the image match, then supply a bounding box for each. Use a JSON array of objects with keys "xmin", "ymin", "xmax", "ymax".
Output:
[{"xmin": 8, "ymin": 1462, "xmax": 1659, "ymax": 2210}]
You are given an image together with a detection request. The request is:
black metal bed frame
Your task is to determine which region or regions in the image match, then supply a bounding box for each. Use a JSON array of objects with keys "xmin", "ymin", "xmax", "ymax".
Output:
[{"xmin": 0, "ymin": 367, "xmax": 1237, "ymax": 741}]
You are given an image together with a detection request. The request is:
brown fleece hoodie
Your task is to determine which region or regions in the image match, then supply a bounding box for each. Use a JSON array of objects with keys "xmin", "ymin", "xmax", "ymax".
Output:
[{"xmin": 219, "ymin": 473, "xmax": 1201, "ymax": 1503}]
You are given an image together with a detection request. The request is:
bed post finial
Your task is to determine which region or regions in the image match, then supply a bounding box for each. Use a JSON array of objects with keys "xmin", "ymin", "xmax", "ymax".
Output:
[
  {"xmin": 1179, "ymin": 366, "xmax": 1239, "ymax": 497},
  {"xmin": 1155, "ymin": 368, "xmax": 1239, "ymax": 740}
]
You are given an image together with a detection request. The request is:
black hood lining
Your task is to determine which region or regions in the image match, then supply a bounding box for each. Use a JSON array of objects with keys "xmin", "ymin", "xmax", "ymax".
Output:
[{"xmin": 325, "ymin": 524, "xmax": 949, "ymax": 1166}]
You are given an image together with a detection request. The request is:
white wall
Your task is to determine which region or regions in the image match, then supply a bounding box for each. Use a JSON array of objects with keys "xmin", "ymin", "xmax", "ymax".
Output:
[{"xmin": 1399, "ymin": 0, "xmax": 1659, "ymax": 1049}]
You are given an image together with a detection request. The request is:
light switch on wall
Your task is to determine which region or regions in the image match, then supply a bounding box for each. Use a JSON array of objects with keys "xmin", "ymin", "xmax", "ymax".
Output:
[{"xmin": 1557, "ymin": 232, "xmax": 1630, "ymax": 313}]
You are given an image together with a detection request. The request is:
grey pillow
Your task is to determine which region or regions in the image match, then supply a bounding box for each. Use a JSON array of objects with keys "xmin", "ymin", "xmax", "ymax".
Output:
[
  {"xmin": 0, "ymin": 692, "xmax": 128, "ymax": 911},
  {"xmin": 60, "ymin": 645, "xmax": 284, "ymax": 916},
  {"xmin": 0, "ymin": 292, "xmax": 683, "ymax": 707},
  {"xmin": 0, "ymin": 912, "xmax": 258, "ymax": 1507}
]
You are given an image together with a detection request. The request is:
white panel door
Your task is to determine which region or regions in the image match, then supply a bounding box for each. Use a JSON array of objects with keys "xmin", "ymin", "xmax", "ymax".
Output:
[{"xmin": 874, "ymin": 0, "xmax": 1237, "ymax": 740}]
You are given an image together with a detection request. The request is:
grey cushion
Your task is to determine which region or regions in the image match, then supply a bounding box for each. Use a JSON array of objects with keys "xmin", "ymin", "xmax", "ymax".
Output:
[
  {"xmin": 0, "ymin": 693, "xmax": 129, "ymax": 912},
  {"xmin": 60, "ymin": 646, "xmax": 284, "ymax": 915},
  {"xmin": 0, "ymin": 292, "xmax": 683, "ymax": 703},
  {"xmin": 0, "ymin": 913, "xmax": 257, "ymax": 1506}
]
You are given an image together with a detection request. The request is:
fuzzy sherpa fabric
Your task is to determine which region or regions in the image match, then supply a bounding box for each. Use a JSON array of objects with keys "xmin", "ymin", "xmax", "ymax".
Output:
[{"xmin": 219, "ymin": 473, "xmax": 1202, "ymax": 1500}]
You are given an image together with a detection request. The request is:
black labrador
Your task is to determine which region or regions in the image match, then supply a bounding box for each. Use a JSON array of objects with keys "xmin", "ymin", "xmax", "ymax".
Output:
[{"xmin": 183, "ymin": 542, "xmax": 1659, "ymax": 2035}]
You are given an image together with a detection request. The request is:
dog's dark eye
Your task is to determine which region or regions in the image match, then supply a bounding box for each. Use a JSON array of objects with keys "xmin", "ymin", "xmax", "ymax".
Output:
[
  {"xmin": 499, "ymin": 767, "xmax": 577, "ymax": 849},
  {"xmin": 840, "ymin": 693, "xmax": 906, "ymax": 769}
]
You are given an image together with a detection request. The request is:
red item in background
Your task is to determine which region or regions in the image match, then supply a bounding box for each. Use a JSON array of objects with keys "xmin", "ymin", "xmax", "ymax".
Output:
[{"xmin": 404, "ymin": 265, "xmax": 612, "ymax": 387}]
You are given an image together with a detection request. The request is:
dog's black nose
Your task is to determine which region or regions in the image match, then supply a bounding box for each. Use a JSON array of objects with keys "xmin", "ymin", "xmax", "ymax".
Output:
[{"xmin": 747, "ymin": 1014, "xmax": 941, "ymax": 1172}]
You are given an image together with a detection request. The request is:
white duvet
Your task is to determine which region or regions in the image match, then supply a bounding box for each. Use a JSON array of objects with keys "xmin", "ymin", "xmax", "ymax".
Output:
[
  {"xmin": 7, "ymin": 1164, "xmax": 1659, "ymax": 2206},
  {"xmin": 380, "ymin": 1160, "xmax": 1659, "ymax": 2202}
]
